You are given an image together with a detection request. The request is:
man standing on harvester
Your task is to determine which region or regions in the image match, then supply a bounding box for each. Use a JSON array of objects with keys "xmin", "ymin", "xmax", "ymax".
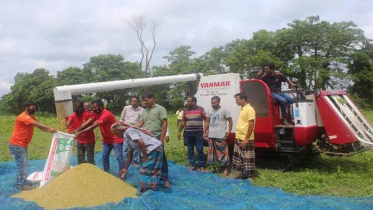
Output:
[{"xmin": 257, "ymin": 62, "xmax": 296, "ymax": 125}]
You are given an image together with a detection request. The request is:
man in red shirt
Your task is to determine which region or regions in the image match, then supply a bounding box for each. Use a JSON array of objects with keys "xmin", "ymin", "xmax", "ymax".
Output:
[
  {"xmin": 9, "ymin": 101, "xmax": 56, "ymax": 190},
  {"xmin": 66, "ymin": 101, "xmax": 96, "ymax": 165},
  {"xmin": 75, "ymin": 100, "xmax": 124, "ymax": 175},
  {"xmin": 84, "ymin": 102, "xmax": 91, "ymax": 112}
]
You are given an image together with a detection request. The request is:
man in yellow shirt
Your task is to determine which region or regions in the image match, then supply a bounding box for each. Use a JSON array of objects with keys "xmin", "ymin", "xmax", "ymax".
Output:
[{"xmin": 233, "ymin": 93, "xmax": 256, "ymax": 181}]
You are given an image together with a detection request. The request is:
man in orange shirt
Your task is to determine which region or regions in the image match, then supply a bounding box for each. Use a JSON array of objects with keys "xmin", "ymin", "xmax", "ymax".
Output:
[{"xmin": 9, "ymin": 101, "xmax": 56, "ymax": 190}]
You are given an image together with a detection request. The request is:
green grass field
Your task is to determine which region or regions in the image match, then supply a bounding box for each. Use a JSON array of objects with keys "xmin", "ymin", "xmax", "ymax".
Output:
[{"xmin": 1, "ymin": 111, "xmax": 373, "ymax": 197}]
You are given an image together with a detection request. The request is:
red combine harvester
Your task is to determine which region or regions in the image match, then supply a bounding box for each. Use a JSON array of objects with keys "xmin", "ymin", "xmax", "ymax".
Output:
[
  {"xmin": 53, "ymin": 72, "xmax": 373, "ymax": 166},
  {"xmin": 194, "ymin": 73, "xmax": 373, "ymax": 164}
]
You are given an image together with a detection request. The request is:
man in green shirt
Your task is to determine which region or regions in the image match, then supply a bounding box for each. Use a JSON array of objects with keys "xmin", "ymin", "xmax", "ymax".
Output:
[{"xmin": 135, "ymin": 93, "xmax": 170, "ymax": 189}]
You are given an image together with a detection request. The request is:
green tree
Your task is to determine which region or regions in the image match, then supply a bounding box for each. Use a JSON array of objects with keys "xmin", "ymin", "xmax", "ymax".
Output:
[
  {"xmin": 149, "ymin": 46, "xmax": 203, "ymax": 111},
  {"xmin": 82, "ymin": 54, "xmax": 142, "ymax": 113},
  {"xmin": 348, "ymin": 52, "xmax": 373, "ymax": 108},
  {"xmin": 56, "ymin": 67, "xmax": 84, "ymax": 86},
  {"xmin": 201, "ymin": 46, "xmax": 229, "ymax": 74},
  {"xmin": 288, "ymin": 16, "xmax": 366, "ymax": 89},
  {"xmin": 1, "ymin": 68, "xmax": 57, "ymax": 114}
]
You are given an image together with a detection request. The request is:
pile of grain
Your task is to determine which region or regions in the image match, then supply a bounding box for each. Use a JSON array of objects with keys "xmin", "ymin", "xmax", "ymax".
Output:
[{"xmin": 12, "ymin": 163, "xmax": 137, "ymax": 209}]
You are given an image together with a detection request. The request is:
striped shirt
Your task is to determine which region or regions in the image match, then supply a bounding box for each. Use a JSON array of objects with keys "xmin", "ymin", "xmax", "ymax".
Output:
[{"xmin": 183, "ymin": 105, "xmax": 207, "ymax": 136}]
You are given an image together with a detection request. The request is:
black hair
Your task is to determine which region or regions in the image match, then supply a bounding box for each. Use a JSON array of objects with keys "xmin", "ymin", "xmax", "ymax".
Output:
[
  {"xmin": 234, "ymin": 93, "xmax": 247, "ymax": 101},
  {"xmin": 264, "ymin": 62, "xmax": 275, "ymax": 70},
  {"xmin": 143, "ymin": 93, "xmax": 155, "ymax": 99},
  {"xmin": 92, "ymin": 99, "xmax": 104, "ymax": 108},
  {"xmin": 23, "ymin": 101, "xmax": 37, "ymax": 108},
  {"xmin": 187, "ymin": 96, "xmax": 197, "ymax": 104},
  {"xmin": 211, "ymin": 96, "xmax": 221, "ymax": 102},
  {"xmin": 130, "ymin": 96, "xmax": 140, "ymax": 101},
  {"xmin": 73, "ymin": 101, "xmax": 84, "ymax": 108}
]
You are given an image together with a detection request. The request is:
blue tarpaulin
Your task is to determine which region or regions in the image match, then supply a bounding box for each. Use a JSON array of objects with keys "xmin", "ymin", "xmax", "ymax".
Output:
[{"xmin": 1, "ymin": 152, "xmax": 373, "ymax": 209}]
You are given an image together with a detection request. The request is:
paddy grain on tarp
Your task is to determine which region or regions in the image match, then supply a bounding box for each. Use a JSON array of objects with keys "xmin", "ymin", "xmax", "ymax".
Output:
[{"xmin": 12, "ymin": 163, "xmax": 137, "ymax": 209}]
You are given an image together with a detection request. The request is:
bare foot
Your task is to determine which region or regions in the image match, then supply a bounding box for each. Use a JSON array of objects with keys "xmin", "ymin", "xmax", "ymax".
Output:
[
  {"xmin": 223, "ymin": 168, "xmax": 230, "ymax": 176},
  {"xmin": 164, "ymin": 180, "xmax": 171, "ymax": 189}
]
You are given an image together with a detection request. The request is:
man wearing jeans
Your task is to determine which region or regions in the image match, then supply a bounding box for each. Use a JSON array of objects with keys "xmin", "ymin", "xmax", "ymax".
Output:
[
  {"xmin": 9, "ymin": 101, "xmax": 56, "ymax": 190},
  {"xmin": 178, "ymin": 96, "xmax": 208, "ymax": 172},
  {"xmin": 75, "ymin": 100, "xmax": 124, "ymax": 175},
  {"xmin": 257, "ymin": 62, "xmax": 296, "ymax": 125}
]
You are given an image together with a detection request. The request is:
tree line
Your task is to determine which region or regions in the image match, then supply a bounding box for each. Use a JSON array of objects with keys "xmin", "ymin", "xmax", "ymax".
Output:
[{"xmin": 1, "ymin": 15, "xmax": 373, "ymax": 115}]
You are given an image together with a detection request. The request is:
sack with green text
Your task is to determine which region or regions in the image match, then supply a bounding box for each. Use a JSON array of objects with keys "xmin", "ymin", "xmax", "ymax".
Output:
[{"xmin": 40, "ymin": 131, "xmax": 75, "ymax": 188}]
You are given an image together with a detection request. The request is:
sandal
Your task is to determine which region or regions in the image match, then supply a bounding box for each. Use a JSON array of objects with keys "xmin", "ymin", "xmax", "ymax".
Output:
[
  {"xmin": 189, "ymin": 166, "xmax": 196, "ymax": 171},
  {"xmin": 199, "ymin": 167, "xmax": 206, "ymax": 172}
]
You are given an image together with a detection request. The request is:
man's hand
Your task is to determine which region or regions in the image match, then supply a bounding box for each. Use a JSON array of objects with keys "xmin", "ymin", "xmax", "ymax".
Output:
[
  {"xmin": 120, "ymin": 168, "xmax": 127, "ymax": 179},
  {"xmin": 165, "ymin": 136, "xmax": 169, "ymax": 143},
  {"xmin": 203, "ymin": 133, "xmax": 208, "ymax": 140},
  {"xmin": 50, "ymin": 128, "xmax": 57, "ymax": 133},
  {"xmin": 74, "ymin": 131, "xmax": 82, "ymax": 138},
  {"xmin": 141, "ymin": 156, "xmax": 148, "ymax": 163},
  {"xmin": 177, "ymin": 132, "xmax": 181, "ymax": 140},
  {"xmin": 242, "ymin": 139, "xmax": 249, "ymax": 148},
  {"xmin": 224, "ymin": 132, "xmax": 230, "ymax": 139},
  {"xmin": 257, "ymin": 70, "xmax": 263, "ymax": 77}
]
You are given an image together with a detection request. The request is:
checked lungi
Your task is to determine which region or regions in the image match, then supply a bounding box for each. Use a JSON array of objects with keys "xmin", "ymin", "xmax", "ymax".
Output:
[
  {"xmin": 207, "ymin": 138, "xmax": 230, "ymax": 166},
  {"xmin": 138, "ymin": 146, "xmax": 163, "ymax": 190},
  {"xmin": 232, "ymin": 139, "xmax": 255, "ymax": 178}
]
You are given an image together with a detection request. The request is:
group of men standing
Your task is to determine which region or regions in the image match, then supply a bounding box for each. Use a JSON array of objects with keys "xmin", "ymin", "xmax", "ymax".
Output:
[
  {"xmin": 9, "ymin": 62, "xmax": 296, "ymax": 191},
  {"xmin": 71, "ymin": 93, "xmax": 171, "ymax": 191},
  {"xmin": 177, "ymin": 94, "xmax": 256, "ymax": 181}
]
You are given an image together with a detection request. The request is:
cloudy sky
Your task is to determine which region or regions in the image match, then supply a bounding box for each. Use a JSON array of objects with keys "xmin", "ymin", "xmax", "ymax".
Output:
[{"xmin": 0, "ymin": 0, "xmax": 372, "ymax": 97}]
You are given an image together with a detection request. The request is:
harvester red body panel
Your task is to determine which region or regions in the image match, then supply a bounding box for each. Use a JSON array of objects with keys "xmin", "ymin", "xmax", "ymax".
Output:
[
  {"xmin": 315, "ymin": 90, "xmax": 356, "ymax": 145},
  {"xmin": 240, "ymin": 79, "xmax": 276, "ymax": 148}
]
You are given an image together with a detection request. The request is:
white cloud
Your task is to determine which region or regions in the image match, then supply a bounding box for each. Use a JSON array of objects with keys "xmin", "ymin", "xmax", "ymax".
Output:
[
  {"xmin": 0, "ymin": 0, "xmax": 372, "ymax": 98},
  {"xmin": 0, "ymin": 81, "xmax": 12, "ymax": 96}
]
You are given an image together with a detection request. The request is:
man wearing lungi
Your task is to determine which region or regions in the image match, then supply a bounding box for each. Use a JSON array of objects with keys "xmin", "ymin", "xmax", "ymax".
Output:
[
  {"xmin": 135, "ymin": 93, "xmax": 171, "ymax": 189},
  {"xmin": 205, "ymin": 96, "xmax": 232, "ymax": 175},
  {"xmin": 233, "ymin": 93, "xmax": 256, "ymax": 181},
  {"xmin": 111, "ymin": 123, "xmax": 163, "ymax": 195}
]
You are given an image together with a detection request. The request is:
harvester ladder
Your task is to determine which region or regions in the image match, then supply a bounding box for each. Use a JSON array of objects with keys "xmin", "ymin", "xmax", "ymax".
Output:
[
  {"xmin": 324, "ymin": 95, "xmax": 373, "ymax": 145},
  {"xmin": 342, "ymin": 95, "xmax": 373, "ymax": 138}
]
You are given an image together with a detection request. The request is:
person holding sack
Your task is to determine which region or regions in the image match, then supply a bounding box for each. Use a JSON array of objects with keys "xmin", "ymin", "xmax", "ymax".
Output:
[{"xmin": 9, "ymin": 101, "xmax": 56, "ymax": 190}]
